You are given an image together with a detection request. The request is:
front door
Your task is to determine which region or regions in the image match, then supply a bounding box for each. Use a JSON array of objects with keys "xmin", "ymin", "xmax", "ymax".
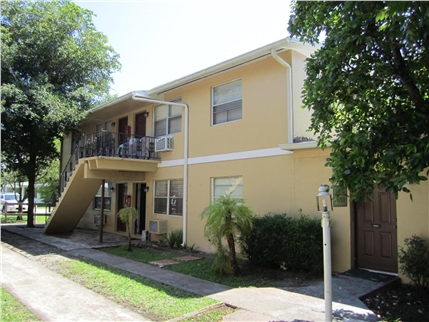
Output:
[
  {"xmin": 135, "ymin": 183, "xmax": 147, "ymax": 234},
  {"xmin": 355, "ymin": 186, "xmax": 398, "ymax": 272},
  {"xmin": 117, "ymin": 183, "xmax": 127, "ymax": 232},
  {"xmin": 135, "ymin": 112, "xmax": 147, "ymax": 138},
  {"xmin": 118, "ymin": 117, "xmax": 128, "ymax": 144}
]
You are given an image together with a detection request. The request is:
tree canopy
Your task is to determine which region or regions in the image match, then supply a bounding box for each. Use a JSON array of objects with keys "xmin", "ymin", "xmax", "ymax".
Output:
[
  {"xmin": 288, "ymin": 1, "xmax": 429, "ymax": 201},
  {"xmin": 1, "ymin": 0, "xmax": 120, "ymax": 226}
]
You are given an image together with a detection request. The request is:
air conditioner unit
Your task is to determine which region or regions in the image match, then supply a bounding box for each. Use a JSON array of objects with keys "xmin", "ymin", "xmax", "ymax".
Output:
[
  {"xmin": 148, "ymin": 219, "xmax": 168, "ymax": 234},
  {"xmin": 155, "ymin": 136, "xmax": 174, "ymax": 152}
]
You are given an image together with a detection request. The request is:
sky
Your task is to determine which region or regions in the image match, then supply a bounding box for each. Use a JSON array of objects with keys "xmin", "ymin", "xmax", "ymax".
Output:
[{"xmin": 74, "ymin": 1, "xmax": 293, "ymax": 96}]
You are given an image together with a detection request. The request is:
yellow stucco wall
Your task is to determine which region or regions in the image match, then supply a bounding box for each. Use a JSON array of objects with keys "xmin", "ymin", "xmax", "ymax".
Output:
[{"xmin": 65, "ymin": 47, "xmax": 429, "ymax": 278}]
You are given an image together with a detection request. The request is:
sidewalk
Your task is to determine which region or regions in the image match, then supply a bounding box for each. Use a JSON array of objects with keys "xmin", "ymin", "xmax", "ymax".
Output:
[
  {"xmin": 1, "ymin": 224, "xmax": 392, "ymax": 321},
  {"xmin": 2, "ymin": 245, "xmax": 150, "ymax": 322}
]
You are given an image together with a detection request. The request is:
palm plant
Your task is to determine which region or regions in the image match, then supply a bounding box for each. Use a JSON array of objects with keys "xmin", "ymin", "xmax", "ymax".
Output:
[
  {"xmin": 117, "ymin": 207, "xmax": 137, "ymax": 251},
  {"xmin": 201, "ymin": 193, "xmax": 253, "ymax": 276}
]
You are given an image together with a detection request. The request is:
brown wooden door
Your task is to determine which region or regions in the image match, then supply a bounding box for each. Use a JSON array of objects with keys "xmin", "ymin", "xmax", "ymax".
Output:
[
  {"xmin": 135, "ymin": 112, "xmax": 146, "ymax": 138},
  {"xmin": 117, "ymin": 183, "xmax": 127, "ymax": 232},
  {"xmin": 355, "ymin": 186, "xmax": 398, "ymax": 272},
  {"xmin": 118, "ymin": 117, "xmax": 128, "ymax": 144},
  {"xmin": 135, "ymin": 183, "xmax": 147, "ymax": 235}
]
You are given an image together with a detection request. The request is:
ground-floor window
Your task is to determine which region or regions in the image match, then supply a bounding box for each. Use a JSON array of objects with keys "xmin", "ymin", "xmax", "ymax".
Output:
[
  {"xmin": 154, "ymin": 179, "xmax": 183, "ymax": 216},
  {"xmin": 212, "ymin": 176, "xmax": 243, "ymax": 201},
  {"xmin": 93, "ymin": 181, "xmax": 113, "ymax": 211}
]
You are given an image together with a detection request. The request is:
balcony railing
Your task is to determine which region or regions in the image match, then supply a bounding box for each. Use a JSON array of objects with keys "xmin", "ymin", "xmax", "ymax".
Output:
[{"xmin": 76, "ymin": 131, "xmax": 159, "ymax": 160}]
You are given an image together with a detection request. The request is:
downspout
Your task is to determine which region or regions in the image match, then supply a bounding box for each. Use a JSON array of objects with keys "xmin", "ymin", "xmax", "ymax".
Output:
[
  {"xmin": 132, "ymin": 93, "xmax": 189, "ymax": 245},
  {"xmin": 271, "ymin": 49, "xmax": 293, "ymax": 144}
]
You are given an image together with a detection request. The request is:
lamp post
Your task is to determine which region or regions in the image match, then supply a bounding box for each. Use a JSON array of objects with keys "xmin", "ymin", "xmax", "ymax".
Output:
[{"xmin": 316, "ymin": 184, "xmax": 333, "ymax": 322}]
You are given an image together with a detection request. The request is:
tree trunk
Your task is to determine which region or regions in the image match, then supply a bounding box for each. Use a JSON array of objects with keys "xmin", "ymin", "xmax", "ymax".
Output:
[
  {"xmin": 26, "ymin": 168, "xmax": 36, "ymax": 228},
  {"xmin": 126, "ymin": 221, "xmax": 132, "ymax": 251},
  {"xmin": 227, "ymin": 233, "xmax": 239, "ymax": 276}
]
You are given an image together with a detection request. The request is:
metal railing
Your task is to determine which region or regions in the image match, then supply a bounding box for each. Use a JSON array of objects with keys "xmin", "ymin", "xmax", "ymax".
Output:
[
  {"xmin": 76, "ymin": 131, "xmax": 158, "ymax": 160},
  {"xmin": 56, "ymin": 131, "xmax": 159, "ymax": 209}
]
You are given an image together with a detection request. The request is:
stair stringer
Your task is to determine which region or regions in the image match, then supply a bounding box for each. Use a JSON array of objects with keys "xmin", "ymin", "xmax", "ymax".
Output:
[{"xmin": 43, "ymin": 162, "xmax": 102, "ymax": 234}]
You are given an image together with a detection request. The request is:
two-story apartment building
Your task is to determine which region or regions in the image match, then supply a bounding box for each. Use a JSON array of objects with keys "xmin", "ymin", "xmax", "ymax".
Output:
[{"xmin": 45, "ymin": 37, "xmax": 429, "ymax": 277}]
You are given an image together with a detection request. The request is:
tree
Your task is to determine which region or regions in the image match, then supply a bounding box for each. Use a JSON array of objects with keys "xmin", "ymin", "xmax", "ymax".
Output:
[
  {"xmin": 288, "ymin": 1, "xmax": 429, "ymax": 201},
  {"xmin": 117, "ymin": 207, "xmax": 137, "ymax": 251},
  {"xmin": 1, "ymin": 0, "xmax": 121, "ymax": 227},
  {"xmin": 201, "ymin": 194, "xmax": 253, "ymax": 276}
]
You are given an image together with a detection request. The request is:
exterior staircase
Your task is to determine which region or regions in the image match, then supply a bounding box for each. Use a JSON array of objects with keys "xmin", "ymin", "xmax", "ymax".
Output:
[
  {"xmin": 43, "ymin": 131, "xmax": 159, "ymax": 234},
  {"xmin": 43, "ymin": 161, "xmax": 102, "ymax": 234}
]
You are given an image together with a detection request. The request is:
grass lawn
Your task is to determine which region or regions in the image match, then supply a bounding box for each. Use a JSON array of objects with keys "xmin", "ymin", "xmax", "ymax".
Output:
[
  {"xmin": 1, "ymin": 287, "xmax": 41, "ymax": 322},
  {"xmin": 55, "ymin": 257, "xmax": 225, "ymax": 321},
  {"xmin": 101, "ymin": 245, "xmax": 316, "ymax": 289},
  {"xmin": 1, "ymin": 215, "xmax": 48, "ymax": 224}
]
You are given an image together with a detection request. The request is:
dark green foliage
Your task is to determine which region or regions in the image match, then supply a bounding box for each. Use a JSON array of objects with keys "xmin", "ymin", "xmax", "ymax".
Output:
[
  {"xmin": 166, "ymin": 229, "xmax": 183, "ymax": 249},
  {"xmin": 211, "ymin": 245, "xmax": 234, "ymax": 276},
  {"xmin": 242, "ymin": 212, "xmax": 323, "ymax": 274},
  {"xmin": 398, "ymin": 235, "xmax": 429, "ymax": 290},
  {"xmin": 117, "ymin": 207, "xmax": 137, "ymax": 251},
  {"xmin": 1, "ymin": 0, "xmax": 120, "ymax": 226},
  {"xmin": 182, "ymin": 243, "xmax": 199, "ymax": 253},
  {"xmin": 288, "ymin": 1, "xmax": 429, "ymax": 201},
  {"xmin": 201, "ymin": 194, "xmax": 253, "ymax": 276}
]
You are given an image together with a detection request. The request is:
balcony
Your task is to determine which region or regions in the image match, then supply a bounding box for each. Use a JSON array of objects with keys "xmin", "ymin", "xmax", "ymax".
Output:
[
  {"xmin": 45, "ymin": 131, "xmax": 160, "ymax": 234},
  {"xmin": 60, "ymin": 131, "xmax": 159, "ymax": 195}
]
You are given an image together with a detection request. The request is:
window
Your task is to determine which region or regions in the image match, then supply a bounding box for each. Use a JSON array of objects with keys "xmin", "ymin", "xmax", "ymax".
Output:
[
  {"xmin": 154, "ymin": 179, "xmax": 183, "ymax": 216},
  {"xmin": 212, "ymin": 176, "xmax": 243, "ymax": 201},
  {"xmin": 154, "ymin": 99, "xmax": 182, "ymax": 137},
  {"xmin": 212, "ymin": 79, "xmax": 242, "ymax": 125},
  {"xmin": 94, "ymin": 181, "xmax": 112, "ymax": 211}
]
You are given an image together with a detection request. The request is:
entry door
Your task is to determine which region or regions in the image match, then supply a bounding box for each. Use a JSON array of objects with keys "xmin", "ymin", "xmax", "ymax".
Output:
[
  {"xmin": 135, "ymin": 183, "xmax": 147, "ymax": 234},
  {"xmin": 117, "ymin": 183, "xmax": 127, "ymax": 232},
  {"xmin": 355, "ymin": 186, "xmax": 398, "ymax": 272},
  {"xmin": 118, "ymin": 117, "xmax": 128, "ymax": 144},
  {"xmin": 135, "ymin": 112, "xmax": 147, "ymax": 138}
]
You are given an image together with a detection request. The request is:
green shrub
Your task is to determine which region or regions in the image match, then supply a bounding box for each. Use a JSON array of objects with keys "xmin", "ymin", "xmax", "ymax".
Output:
[
  {"xmin": 166, "ymin": 229, "xmax": 183, "ymax": 249},
  {"xmin": 398, "ymin": 235, "xmax": 429, "ymax": 289},
  {"xmin": 183, "ymin": 243, "xmax": 199, "ymax": 253},
  {"xmin": 211, "ymin": 245, "xmax": 234, "ymax": 276},
  {"xmin": 242, "ymin": 211, "xmax": 323, "ymax": 274}
]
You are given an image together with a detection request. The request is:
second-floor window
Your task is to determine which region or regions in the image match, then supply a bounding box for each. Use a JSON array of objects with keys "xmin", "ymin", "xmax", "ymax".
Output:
[
  {"xmin": 212, "ymin": 79, "xmax": 242, "ymax": 125},
  {"xmin": 154, "ymin": 99, "xmax": 182, "ymax": 137}
]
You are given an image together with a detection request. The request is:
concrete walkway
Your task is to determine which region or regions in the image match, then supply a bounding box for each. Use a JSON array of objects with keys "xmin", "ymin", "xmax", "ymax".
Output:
[
  {"xmin": 2, "ymin": 245, "xmax": 150, "ymax": 322},
  {"xmin": 1, "ymin": 224, "xmax": 394, "ymax": 321}
]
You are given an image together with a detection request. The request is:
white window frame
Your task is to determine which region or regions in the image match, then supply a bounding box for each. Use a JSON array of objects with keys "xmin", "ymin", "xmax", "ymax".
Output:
[
  {"xmin": 154, "ymin": 179, "xmax": 183, "ymax": 216},
  {"xmin": 212, "ymin": 79, "xmax": 242, "ymax": 125},
  {"xmin": 93, "ymin": 181, "xmax": 113, "ymax": 211},
  {"xmin": 154, "ymin": 98, "xmax": 182, "ymax": 137},
  {"xmin": 212, "ymin": 176, "xmax": 243, "ymax": 201}
]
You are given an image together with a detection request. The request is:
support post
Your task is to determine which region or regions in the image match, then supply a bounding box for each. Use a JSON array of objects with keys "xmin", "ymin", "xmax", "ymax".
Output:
[{"xmin": 99, "ymin": 179, "xmax": 105, "ymax": 243}]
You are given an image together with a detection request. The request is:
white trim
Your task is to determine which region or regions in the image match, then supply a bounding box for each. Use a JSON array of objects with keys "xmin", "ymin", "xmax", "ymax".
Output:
[
  {"xmin": 158, "ymin": 147, "xmax": 292, "ymax": 168},
  {"xmin": 279, "ymin": 141, "xmax": 318, "ymax": 150}
]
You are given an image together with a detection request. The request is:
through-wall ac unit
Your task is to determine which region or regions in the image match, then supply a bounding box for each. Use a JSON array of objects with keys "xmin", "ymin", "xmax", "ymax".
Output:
[
  {"xmin": 148, "ymin": 219, "xmax": 168, "ymax": 234},
  {"xmin": 155, "ymin": 136, "xmax": 174, "ymax": 152}
]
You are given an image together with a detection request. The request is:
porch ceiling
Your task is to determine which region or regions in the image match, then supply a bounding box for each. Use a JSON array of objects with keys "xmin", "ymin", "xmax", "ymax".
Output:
[{"xmin": 83, "ymin": 93, "xmax": 152, "ymax": 123}]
